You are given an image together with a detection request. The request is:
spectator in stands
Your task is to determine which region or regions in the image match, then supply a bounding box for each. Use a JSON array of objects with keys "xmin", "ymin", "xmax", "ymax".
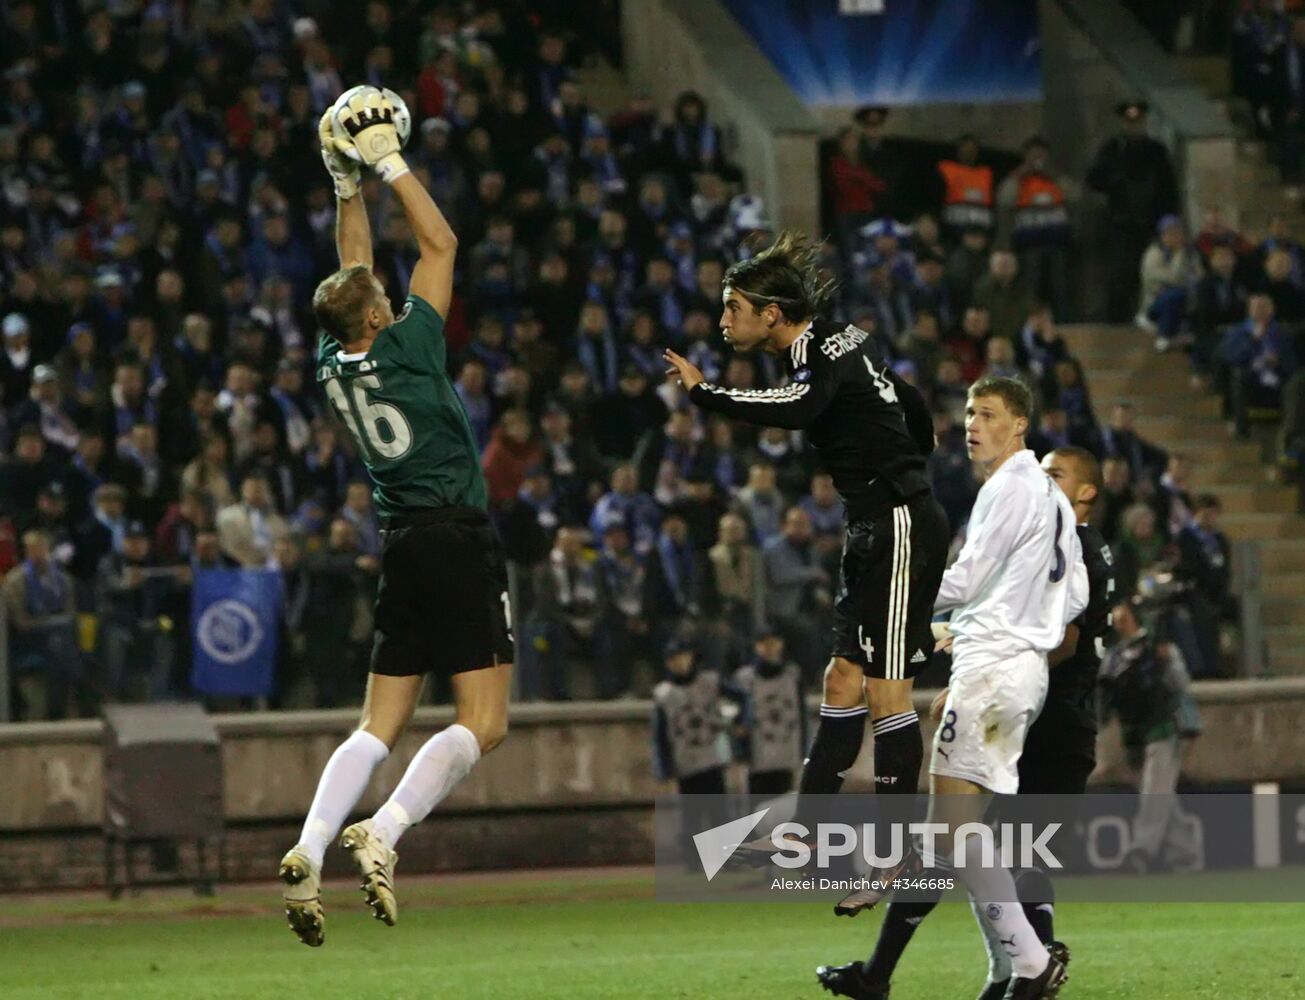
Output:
[
  {"xmin": 1096, "ymin": 456, "xmax": 1137, "ymax": 544},
  {"xmin": 1086, "ymin": 100, "xmax": 1180, "ymax": 321},
  {"xmin": 0, "ymin": 423, "xmax": 59, "ymax": 518},
  {"xmin": 1193, "ymin": 243, "xmax": 1250, "ymax": 375},
  {"xmin": 1218, "ymin": 292, "xmax": 1298, "ymax": 437},
  {"xmin": 944, "ymin": 226, "xmax": 992, "ymax": 311},
  {"xmin": 590, "ymin": 462, "xmax": 661, "ymax": 557},
  {"xmin": 482, "ymin": 409, "xmax": 543, "ymax": 508},
  {"xmin": 4, "ymin": 529, "xmax": 80, "ymax": 721},
  {"xmin": 734, "ymin": 461, "xmax": 785, "ymax": 547},
  {"xmin": 300, "ymin": 517, "xmax": 377, "ymax": 707},
  {"xmin": 937, "ymin": 133, "xmax": 994, "ymax": 237},
  {"xmin": 829, "ymin": 125, "xmax": 886, "ymax": 262},
  {"xmin": 525, "ymin": 526, "xmax": 601, "ymax": 701},
  {"xmin": 1254, "ymin": 246, "xmax": 1305, "ymax": 325},
  {"xmin": 929, "ymin": 409, "xmax": 980, "ymax": 534},
  {"xmin": 799, "ymin": 473, "xmax": 846, "ymax": 563},
  {"xmin": 762, "ymin": 506, "xmax": 831, "ymax": 680},
  {"xmin": 1113, "ymin": 502, "xmax": 1169, "ymax": 599},
  {"xmin": 1101, "ymin": 402, "xmax": 1169, "ymax": 484},
  {"xmin": 216, "ymin": 473, "xmax": 288, "ymax": 568},
  {"xmin": 853, "ymin": 106, "xmax": 905, "ymax": 218},
  {"xmin": 971, "ymin": 250, "xmax": 1032, "ymax": 342},
  {"xmin": 1139, "ymin": 215, "xmax": 1202, "ymax": 350},
  {"xmin": 708, "ymin": 511, "xmax": 765, "ymax": 665},
  {"xmin": 1017, "ymin": 301, "xmax": 1070, "ymax": 386},
  {"xmin": 595, "ymin": 519, "xmax": 650, "ymax": 699},
  {"xmin": 998, "ymin": 135, "xmax": 1076, "ymax": 316},
  {"xmin": 154, "ymin": 489, "xmax": 211, "ymax": 566},
  {"xmin": 95, "ymin": 520, "xmax": 184, "ymax": 702},
  {"xmin": 1176, "ymin": 493, "xmax": 1233, "ymax": 679},
  {"xmin": 946, "ymin": 304, "xmax": 992, "ymax": 383}
]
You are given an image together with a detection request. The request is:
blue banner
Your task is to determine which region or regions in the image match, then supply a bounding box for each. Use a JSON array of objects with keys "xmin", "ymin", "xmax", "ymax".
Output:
[
  {"xmin": 190, "ymin": 569, "xmax": 281, "ymax": 697},
  {"xmin": 719, "ymin": 0, "xmax": 1042, "ymax": 106}
]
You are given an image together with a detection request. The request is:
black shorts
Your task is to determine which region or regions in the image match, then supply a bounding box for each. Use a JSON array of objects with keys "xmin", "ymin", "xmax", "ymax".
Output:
[
  {"xmin": 370, "ymin": 506, "xmax": 514, "ymax": 678},
  {"xmin": 1018, "ymin": 717, "xmax": 1097, "ymax": 795},
  {"xmin": 830, "ymin": 492, "xmax": 949, "ymax": 679}
]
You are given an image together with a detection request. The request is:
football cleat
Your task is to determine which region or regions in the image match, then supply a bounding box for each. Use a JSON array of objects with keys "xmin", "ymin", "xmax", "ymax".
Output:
[
  {"xmin": 279, "ymin": 845, "xmax": 324, "ymax": 947},
  {"xmin": 723, "ymin": 831, "xmax": 817, "ymax": 871},
  {"xmin": 1002, "ymin": 955, "xmax": 1067, "ymax": 999},
  {"xmin": 1047, "ymin": 940, "xmax": 1070, "ymax": 969},
  {"xmin": 833, "ymin": 849, "xmax": 922, "ymax": 917},
  {"xmin": 816, "ymin": 961, "xmax": 891, "ymax": 999},
  {"xmin": 340, "ymin": 819, "xmax": 399, "ymax": 926}
]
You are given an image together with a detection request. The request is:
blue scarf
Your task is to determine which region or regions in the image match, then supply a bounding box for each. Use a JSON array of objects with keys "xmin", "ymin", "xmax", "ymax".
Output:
[
  {"xmin": 23, "ymin": 559, "xmax": 66, "ymax": 617},
  {"xmin": 657, "ymin": 533, "xmax": 695, "ymax": 610},
  {"xmin": 577, "ymin": 330, "xmax": 620, "ymax": 394}
]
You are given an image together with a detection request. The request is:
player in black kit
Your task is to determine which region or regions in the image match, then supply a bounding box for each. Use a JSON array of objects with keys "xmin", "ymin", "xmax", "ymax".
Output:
[
  {"xmin": 816, "ymin": 445, "xmax": 1114, "ymax": 1000},
  {"xmin": 664, "ymin": 232, "xmax": 948, "ymax": 868}
]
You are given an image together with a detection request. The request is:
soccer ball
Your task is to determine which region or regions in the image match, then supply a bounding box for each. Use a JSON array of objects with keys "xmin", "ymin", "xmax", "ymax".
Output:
[{"xmin": 330, "ymin": 85, "xmax": 411, "ymax": 163}]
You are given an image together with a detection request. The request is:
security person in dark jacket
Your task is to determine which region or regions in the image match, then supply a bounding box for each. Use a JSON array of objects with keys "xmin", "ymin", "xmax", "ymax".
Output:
[{"xmin": 1086, "ymin": 101, "xmax": 1180, "ymax": 321}]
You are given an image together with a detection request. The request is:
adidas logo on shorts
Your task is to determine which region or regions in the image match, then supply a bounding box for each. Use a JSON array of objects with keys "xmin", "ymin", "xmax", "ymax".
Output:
[{"xmin": 911, "ymin": 649, "xmax": 927, "ymax": 663}]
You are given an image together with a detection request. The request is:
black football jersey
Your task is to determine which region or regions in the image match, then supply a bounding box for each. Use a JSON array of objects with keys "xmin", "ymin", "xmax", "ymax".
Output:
[
  {"xmin": 688, "ymin": 319, "xmax": 933, "ymax": 520},
  {"xmin": 1043, "ymin": 522, "xmax": 1115, "ymax": 732}
]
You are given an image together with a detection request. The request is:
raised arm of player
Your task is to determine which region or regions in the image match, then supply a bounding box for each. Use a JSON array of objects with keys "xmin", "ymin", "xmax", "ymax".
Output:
[
  {"xmin": 669, "ymin": 347, "xmax": 838, "ymax": 431},
  {"xmin": 319, "ymin": 109, "xmax": 372, "ymax": 270},
  {"xmin": 389, "ymin": 172, "xmax": 458, "ymax": 318},
  {"xmin": 331, "ymin": 88, "xmax": 457, "ymax": 317},
  {"xmin": 335, "ymin": 193, "xmax": 373, "ymax": 271}
]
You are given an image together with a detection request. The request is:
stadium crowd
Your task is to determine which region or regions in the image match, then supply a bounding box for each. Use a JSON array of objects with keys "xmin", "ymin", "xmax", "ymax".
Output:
[{"xmin": 0, "ymin": 1, "xmax": 1237, "ymax": 719}]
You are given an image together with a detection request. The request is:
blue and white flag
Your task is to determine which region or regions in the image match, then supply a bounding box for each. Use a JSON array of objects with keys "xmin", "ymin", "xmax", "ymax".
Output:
[{"xmin": 191, "ymin": 569, "xmax": 281, "ymax": 697}]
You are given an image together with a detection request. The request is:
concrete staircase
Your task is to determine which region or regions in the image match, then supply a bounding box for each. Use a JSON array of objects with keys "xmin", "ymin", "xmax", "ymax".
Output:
[
  {"xmin": 1063, "ymin": 324, "xmax": 1305, "ymax": 676},
  {"xmin": 1177, "ymin": 54, "xmax": 1303, "ymax": 233}
]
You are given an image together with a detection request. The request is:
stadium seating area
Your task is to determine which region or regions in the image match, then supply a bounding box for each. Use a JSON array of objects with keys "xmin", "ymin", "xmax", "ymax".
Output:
[{"xmin": 0, "ymin": 0, "xmax": 1240, "ymax": 717}]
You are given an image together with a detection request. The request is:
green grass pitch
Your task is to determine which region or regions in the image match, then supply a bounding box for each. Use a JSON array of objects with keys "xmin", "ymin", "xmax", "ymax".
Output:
[{"xmin": 4, "ymin": 869, "xmax": 1303, "ymax": 999}]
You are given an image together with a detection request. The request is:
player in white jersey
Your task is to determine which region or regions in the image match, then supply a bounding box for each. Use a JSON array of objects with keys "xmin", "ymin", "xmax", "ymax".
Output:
[{"xmin": 930, "ymin": 376, "xmax": 1085, "ymax": 1000}]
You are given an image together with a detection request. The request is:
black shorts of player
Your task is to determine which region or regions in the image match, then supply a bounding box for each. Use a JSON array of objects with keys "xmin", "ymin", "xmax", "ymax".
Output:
[
  {"xmin": 1018, "ymin": 716, "xmax": 1097, "ymax": 795},
  {"xmin": 370, "ymin": 506, "xmax": 514, "ymax": 678},
  {"xmin": 831, "ymin": 491, "xmax": 949, "ymax": 680}
]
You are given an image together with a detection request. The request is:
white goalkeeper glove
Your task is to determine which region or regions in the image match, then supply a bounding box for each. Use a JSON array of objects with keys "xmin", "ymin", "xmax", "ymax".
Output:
[
  {"xmin": 318, "ymin": 108, "xmax": 361, "ymax": 200},
  {"xmin": 332, "ymin": 88, "xmax": 409, "ymax": 184}
]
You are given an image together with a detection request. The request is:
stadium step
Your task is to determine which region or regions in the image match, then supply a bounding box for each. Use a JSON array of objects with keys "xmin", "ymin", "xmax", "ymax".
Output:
[
  {"xmin": 1262, "ymin": 595, "xmax": 1305, "ymax": 627},
  {"xmin": 1218, "ymin": 512, "xmax": 1304, "ymax": 540},
  {"xmin": 1264, "ymin": 626, "xmax": 1305, "ymax": 675},
  {"xmin": 1261, "ymin": 572, "xmax": 1305, "ymax": 598},
  {"xmin": 1206, "ymin": 483, "xmax": 1298, "ymax": 514},
  {"xmin": 1176, "ymin": 54, "xmax": 1232, "ymax": 98},
  {"xmin": 1259, "ymin": 539, "xmax": 1305, "ymax": 574}
]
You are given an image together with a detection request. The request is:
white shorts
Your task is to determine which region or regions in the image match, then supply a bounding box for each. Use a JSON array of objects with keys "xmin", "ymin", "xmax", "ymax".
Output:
[{"xmin": 929, "ymin": 650, "xmax": 1048, "ymax": 795}]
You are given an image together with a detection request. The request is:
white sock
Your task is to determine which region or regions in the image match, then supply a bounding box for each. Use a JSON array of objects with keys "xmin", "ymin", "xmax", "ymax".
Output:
[
  {"xmin": 969, "ymin": 893, "xmax": 1013, "ymax": 984},
  {"xmin": 297, "ymin": 729, "xmax": 390, "ymax": 868},
  {"xmin": 370, "ymin": 724, "xmax": 481, "ymax": 850},
  {"xmin": 960, "ymin": 864, "xmax": 1049, "ymax": 980}
]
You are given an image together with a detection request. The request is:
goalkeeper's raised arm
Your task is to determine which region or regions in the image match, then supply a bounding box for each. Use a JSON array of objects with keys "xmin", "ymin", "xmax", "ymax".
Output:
[{"xmin": 331, "ymin": 87, "xmax": 458, "ymax": 317}]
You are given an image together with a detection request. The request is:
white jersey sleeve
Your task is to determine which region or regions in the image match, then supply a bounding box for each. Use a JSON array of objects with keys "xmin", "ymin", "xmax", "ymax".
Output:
[{"xmin": 934, "ymin": 472, "xmax": 1035, "ymax": 614}]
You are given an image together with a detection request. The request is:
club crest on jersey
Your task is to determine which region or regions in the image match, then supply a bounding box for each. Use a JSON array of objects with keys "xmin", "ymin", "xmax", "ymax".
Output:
[
  {"xmin": 792, "ymin": 367, "xmax": 813, "ymax": 383},
  {"xmin": 820, "ymin": 324, "xmax": 869, "ymax": 361}
]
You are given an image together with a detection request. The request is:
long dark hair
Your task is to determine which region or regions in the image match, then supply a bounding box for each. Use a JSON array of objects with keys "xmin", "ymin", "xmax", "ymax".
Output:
[{"xmin": 723, "ymin": 231, "xmax": 837, "ymax": 323}]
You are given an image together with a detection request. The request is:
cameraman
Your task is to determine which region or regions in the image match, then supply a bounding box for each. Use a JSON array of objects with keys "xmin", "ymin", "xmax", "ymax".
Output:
[{"xmin": 1098, "ymin": 597, "xmax": 1202, "ymax": 872}]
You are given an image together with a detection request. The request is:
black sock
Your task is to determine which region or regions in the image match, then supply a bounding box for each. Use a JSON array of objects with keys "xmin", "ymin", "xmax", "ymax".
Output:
[
  {"xmin": 872, "ymin": 711, "xmax": 922, "ymax": 794},
  {"xmin": 863, "ymin": 897, "xmax": 940, "ymax": 984},
  {"xmin": 795, "ymin": 705, "xmax": 867, "ymax": 826},
  {"xmin": 1016, "ymin": 867, "xmax": 1056, "ymax": 944},
  {"xmin": 1023, "ymin": 902, "xmax": 1054, "ymax": 946}
]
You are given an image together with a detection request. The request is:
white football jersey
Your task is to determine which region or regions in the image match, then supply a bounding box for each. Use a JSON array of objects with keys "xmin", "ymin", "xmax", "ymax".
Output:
[{"xmin": 935, "ymin": 449, "xmax": 1088, "ymax": 671}]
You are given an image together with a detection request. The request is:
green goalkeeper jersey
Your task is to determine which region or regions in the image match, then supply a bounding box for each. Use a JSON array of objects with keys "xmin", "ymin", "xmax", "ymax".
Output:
[{"xmin": 315, "ymin": 294, "xmax": 486, "ymax": 515}]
